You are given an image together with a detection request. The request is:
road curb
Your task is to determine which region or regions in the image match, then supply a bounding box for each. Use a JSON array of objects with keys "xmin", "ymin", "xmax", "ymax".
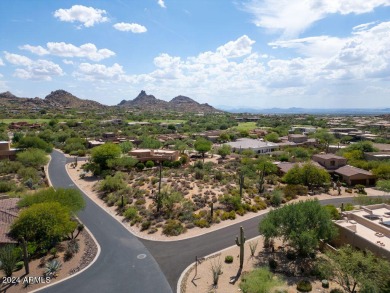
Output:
[
  {"xmin": 30, "ymin": 224, "xmax": 101, "ymax": 292},
  {"xmin": 177, "ymin": 235, "xmax": 263, "ymax": 293},
  {"xmin": 31, "ymin": 152, "xmax": 102, "ymax": 292}
]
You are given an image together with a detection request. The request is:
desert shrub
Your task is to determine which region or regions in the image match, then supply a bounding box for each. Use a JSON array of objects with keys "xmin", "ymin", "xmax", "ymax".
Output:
[
  {"xmin": 296, "ymin": 280, "xmax": 312, "ymax": 292},
  {"xmin": 14, "ymin": 261, "xmax": 24, "ymax": 271},
  {"xmin": 135, "ymin": 163, "xmax": 144, "ymax": 170},
  {"xmin": 284, "ymin": 184, "xmax": 308, "ymax": 200},
  {"xmin": 239, "ymin": 267, "xmax": 283, "ymax": 293},
  {"xmin": 99, "ymin": 173, "xmax": 126, "ymax": 193},
  {"xmin": 330, "ymin": 289, "xmax": 343, "ymax": 293},
  {"xmin": 344, "ymin": 203, "xmax": 355, "ymax": 211},
  {"xmin": 194, "ymin": 169, "xmax": 204, "ymax": 180},
  {"xmin": 162, "ymin": 219, "xmax": 186, "ymax": 236},
  {"xmin": 0, "ymin": 181, "xmax": 15, "ymax": 193},
  {"xmin": 269, "ymin": 190, "xmax": 284, "ymax": 207},
  {"xmin": 0, "ymin": 160, "xmax": 23, "ymax": 174},
  {"xmin": 193, "ymin": 218, "xmax": 210, "ymax": 228},
  {"xmin": 171, "ymin": 161, "xmax": 181, "ymax": 168},
  {"xmin": 123, "ymin": 207, "xmax": 138, "ymax": 220},
  {"xmin": 141, "ymin": 221, "xmax": 151, "ymax": 231},
  {"xmin": 225, "ymin": 255, "xmax": 233, "ymax": 263},
  {"xmin": 219, "ymin": 194, "xmax": 242, "ymax": 211},
  {"xmin": 67, "ymin": 239, "xmax": 79, "ymax": 255},
  {"xmin": 17, "ymin": 166, "xmax": 40, "ymax": 183},
  {"xmin": 145, "ymin": 161, "xmax": 154, "ymax": 168}
]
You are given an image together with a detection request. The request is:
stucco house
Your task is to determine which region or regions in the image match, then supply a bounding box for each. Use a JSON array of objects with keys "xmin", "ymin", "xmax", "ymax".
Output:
[
  {"xmin": 224, "ymin": 138, "xmax": 279, "ymax": 154},
  {"xmin": 312, "ymin": 154, "xmax": 347, "ymax": 170},
  {"xmin": 129, "ymin": 149, "xmax": 179, "ymax": 163},
  {"xmin": 334, "ymin": 165, "xmax": 376, "ymax": 186},
  {"xmin": 0, "ymin": 141, "xmax": 18, "ymax": 160}
]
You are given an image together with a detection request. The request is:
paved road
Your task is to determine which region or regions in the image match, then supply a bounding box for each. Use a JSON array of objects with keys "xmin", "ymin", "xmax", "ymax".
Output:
[
  {"xmin": 45, "ymin": 150, "xmax": 389, "ymax": 293},
  {"xmin": 41, "ymin": 150, "xmax": 172, "ymax": 293},
  {"xmin": 143, "ymin": 197, "xmax": 368, "ymax": 291}
]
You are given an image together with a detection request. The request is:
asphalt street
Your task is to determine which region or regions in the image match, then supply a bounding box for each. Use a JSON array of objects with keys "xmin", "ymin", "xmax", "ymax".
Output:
[{"xmin": 41, "ymin": 150, "xmax": 172, "ymax": 293}]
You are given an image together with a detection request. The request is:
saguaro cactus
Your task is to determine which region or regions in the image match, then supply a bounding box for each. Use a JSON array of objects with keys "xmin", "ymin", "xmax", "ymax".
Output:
[{"xmin": 235, "ymin": 226, "xmax": 246, "ymax": 269}]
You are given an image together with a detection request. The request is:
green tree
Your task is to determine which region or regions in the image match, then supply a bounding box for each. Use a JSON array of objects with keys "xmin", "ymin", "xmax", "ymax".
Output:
[
  {"xmin": 194, "ymin": 137, "xmax": 212, "ymax": 159},
  {"xmin": 99, "ymin": 172, "xmax": 126, "ymax": 193},
  {"xmin": 107, "ymin": 156, "xmax": 138, "ymax": 171},
  {"xmin": 217, "ymin": 144, "xmax": 232, "ymax": 159},
  {"xmin": 18, "ymin": 136, "xmax": 53, "ymax": 153},
  {"xmin": 18, "ymin": 188, "xmax": 85, "ymax": 213},
  {"xmin": 319, "ymin": 245, "xmax": 390, "ymax": 293},
  {"xmin": 376, "ymin": 179, "xmax": 390, "ymax": 192},
  {"xmin": 264, "ymin": 132, "xmax": 280, "ymax": 143},
  {"xmin": 10, "ymin": 202, "xmax": 77, "ymax": 248},
  {"xmin": 139, "ymin": 136, "xmax": 162, "ymax": 149},
  {"xmin": 259, "ymin": 199, "xmax": 337, "ymax": 256},
  {"xmin": 91, "ymin": 142, "xmax": 122, "ymax": 171},
  {"xmin": 16, "ymin": 148, "xmax": 49, "ymax": 168},
  {"xmin": 119, "ymin": 141, "xmax": 133, "ymax": 154},
  {"xmin": 372, "ymin": 163, "xmax": 390, "ymax": 180},
  {"xmin": 282, "ymin": 162, "xmax": 330, "ymax": 190},
  {"xmin": 313, "ymin": 129, "xmax": 335, "ymax": 153}
]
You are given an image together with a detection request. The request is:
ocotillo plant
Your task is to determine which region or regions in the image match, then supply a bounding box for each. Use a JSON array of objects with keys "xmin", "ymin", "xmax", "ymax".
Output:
[
  {"xmin": 239, "ymin": 171, "xmax": 244, "ymax": 198},
  {"xmin": 235, "ymin": 226, "xmax": 246, "ymax": 269}
]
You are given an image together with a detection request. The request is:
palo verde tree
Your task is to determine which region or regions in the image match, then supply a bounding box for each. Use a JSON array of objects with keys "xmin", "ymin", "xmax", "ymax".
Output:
[
  {"xmin": 17, "ymin": 187, "xmax": 85, "ymax": 213},
  {"xmin": 317, "ymin": 245, "xmax": 390, "ymax": 293},
  {"xmin": 259, "ymin": 199, "xmax": 337, "ymax": 256},
  {"xmin": 10, "ymin": 202, "xmax": 77, "ymax": 249},
  {"xmin": 282, "ymin": 162, "xmax": 330, "ymax": 191},
  {"xmin": 313, "ymin": 129, "xmax": 336, "ymax": 153},
  {"xmin": 194, "ymin": 137, "xmax": 212, "ymax": 160},
  {"xmin": 89, "ymin": 142, "xmax": 122, "ymax": 174}
]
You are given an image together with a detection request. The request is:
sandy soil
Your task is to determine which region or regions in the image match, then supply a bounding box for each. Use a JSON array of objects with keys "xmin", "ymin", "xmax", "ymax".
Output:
[
  {"xmin": 0, "ymin": 231, "xmax": 91, "ymax": 293},
  {"xmin": 65, "ymin": 160, "xmax": 387, "ymax": 293},
  {"xmin": 66, "ymin": 161, "xmax": 387, "ymax": 242},
  {"xmin": 181, "ymin": 236, "xmax": 344, "ymax": 293}
]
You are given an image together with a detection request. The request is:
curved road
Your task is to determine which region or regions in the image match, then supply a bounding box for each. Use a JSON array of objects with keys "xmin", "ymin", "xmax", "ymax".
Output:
[
  {"xmin": 41, "ymin": 150, "xmax": 172, "ymax": 293},
  {"xmin": 45, "ymin": 150, "xmax": 389, "ymax": 292}
]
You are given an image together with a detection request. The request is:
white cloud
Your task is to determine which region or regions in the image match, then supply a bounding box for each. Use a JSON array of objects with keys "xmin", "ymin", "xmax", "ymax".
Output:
[
  {"xmin": 113, "ymin": 22, "xmax": 147, "ymax": 33},
  {"xmin": 157, "ymin": 0, "xmax": 166, "ymax": 8},
  {"xmin": 4, "ymin": 52, "xmax": 32, "ymax": 66},
  {"xmin": 0, "ymin": 58, "xmax": 4, "ymax": 66},
  {"xmin": 13, "ymin": 59, "xmax": 63, "ymax": 81},
  {"xmin": 74, "ymin": 63, "xmax": 124, "ymax": 81},
  {"xmin": 19, "ymin": 44, "xmax": 49, "ymax": 55},
  {"xmin": 54, "ymin": 5, "xmax": 108, "ymax": 27},
  {"xmin": 216, "ymin": 35, "xmax": 255, "ymax": 58},
  {"xmin": 23, "ymin": 42, "xmax": 116, "ymax": 61},
  {"xmin": 63, "ymin": 59, "xmax": 74, "ymax": 65},
  {"xmin": 243, "ymin": 0, "xmax": 390, "ymax": 38},
  {"xmin": 47, "ymin": 42, "xmax": 115, "ymax": 61},
  {"xmin": 269, "ymin": 36, "xmax": 347, "ymax": 58}
]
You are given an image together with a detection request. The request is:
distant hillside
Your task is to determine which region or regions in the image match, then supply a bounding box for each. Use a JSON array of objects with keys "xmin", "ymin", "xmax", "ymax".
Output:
[
  {"xmin": 118, "ymin": 90, "xmax": 221, "ymax": 113},
  {"xmin": 44, "ymin": 90, "xmax": 105, "ymax": 109},
  {"xmin": 0, "ymin": 90, "xmax": 106, "ymax": 111},
  {"xmin": 220, "ymin": 106, "xmax": 390, "ymax": 115}
]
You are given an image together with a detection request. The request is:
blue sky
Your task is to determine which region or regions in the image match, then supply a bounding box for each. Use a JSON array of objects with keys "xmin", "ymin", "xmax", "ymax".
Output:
[{"xmin": 0, "ymin": 0, "xmax": 389, "ymax": 109}]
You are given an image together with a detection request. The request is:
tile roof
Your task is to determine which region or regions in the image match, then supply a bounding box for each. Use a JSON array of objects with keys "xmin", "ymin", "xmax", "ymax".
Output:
[
  {"xmin": 335, "ymin": 165, "xmax": 373, "ymax": 176},
  {"xmin": 0, "ymin": 198, "xmax": 19, "ymax": 244}
]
